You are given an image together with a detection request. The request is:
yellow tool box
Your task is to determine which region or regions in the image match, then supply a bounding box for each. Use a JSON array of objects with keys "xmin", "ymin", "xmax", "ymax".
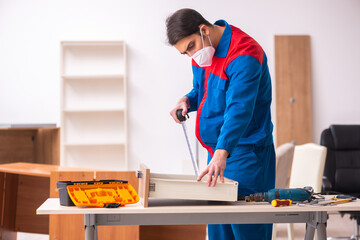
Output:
[{"xmin": 57, "ymin": 180, "xmax": 139, "ymax": 208}]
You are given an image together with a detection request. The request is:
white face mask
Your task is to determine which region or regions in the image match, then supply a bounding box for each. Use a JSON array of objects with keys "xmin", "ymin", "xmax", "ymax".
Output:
[{"xmin": 192, "ymin": 27, "xmax": 215, "ymax": 67}]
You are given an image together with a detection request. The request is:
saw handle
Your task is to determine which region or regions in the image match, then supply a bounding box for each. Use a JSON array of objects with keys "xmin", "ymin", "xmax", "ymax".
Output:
[{"xmin": 176, "ymin": 109, "xmax": 189, "ymax": 122}]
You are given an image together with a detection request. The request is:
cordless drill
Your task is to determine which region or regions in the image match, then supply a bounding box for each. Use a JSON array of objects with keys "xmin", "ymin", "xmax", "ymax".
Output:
[{"xmin": 245, "ymin": 187, "xmax": 314, "ymax": 203}]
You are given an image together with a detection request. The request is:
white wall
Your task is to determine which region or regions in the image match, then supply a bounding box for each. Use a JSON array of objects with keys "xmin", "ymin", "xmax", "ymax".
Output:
[{"xmin": 0, "ymin": 0, "xmax": 359, "ymax": 173}]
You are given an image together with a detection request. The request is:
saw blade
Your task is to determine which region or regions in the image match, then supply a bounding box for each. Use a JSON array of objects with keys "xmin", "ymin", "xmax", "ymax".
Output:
[{"xmin": 181, "ymin": 122, "xmax": 200, "ymax": 178}]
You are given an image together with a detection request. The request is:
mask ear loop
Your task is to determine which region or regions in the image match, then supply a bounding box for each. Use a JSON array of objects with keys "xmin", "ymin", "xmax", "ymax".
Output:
[
  {"xmin": 199, "ymin": 26, "xmax": 212, "ymax": 48},
  {"xmin": 208, "ymin": 35, "xmax": 213, "ymax": 47},
  {"xmin": 199, "ymin": 27, "xmax": 205, "ymax": 48}
]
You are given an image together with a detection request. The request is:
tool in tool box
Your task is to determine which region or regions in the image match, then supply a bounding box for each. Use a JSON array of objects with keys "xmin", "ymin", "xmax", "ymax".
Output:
[
  {"xmin": 271, "ymin": 199, "xmax": 292, "ymax": 207},
  {"xmin": 176, "ymin": 109, "xmax": 200, "ymax": 179},
  {"xmin": 57, "ymin": 180, "xmax": 139, "ymax": 208},
  {"xmin": 245, "ymin": 187, "xmax": 314, "ymax": 203}
]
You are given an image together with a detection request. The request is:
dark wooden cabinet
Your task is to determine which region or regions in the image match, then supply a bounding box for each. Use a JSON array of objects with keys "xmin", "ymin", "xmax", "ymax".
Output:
[{"xmin": 0, "ymin": 127, "xmax": 60, "ymax": 165}]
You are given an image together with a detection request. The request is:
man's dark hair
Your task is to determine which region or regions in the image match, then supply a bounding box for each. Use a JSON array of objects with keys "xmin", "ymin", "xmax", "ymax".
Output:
[{"xmin": 166, "ymin": 8, "xmax": 212, "ymax": 45}]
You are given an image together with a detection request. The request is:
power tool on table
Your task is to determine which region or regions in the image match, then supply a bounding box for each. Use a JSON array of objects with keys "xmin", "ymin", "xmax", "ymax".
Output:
[{"xmin": 245, "ymin": 186, "xmax": 314, "ymax": 203}]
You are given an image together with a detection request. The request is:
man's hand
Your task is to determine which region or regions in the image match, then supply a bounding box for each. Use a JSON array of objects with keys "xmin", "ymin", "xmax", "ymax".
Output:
[
  {"xmin": 170, "ymin": 96, "xmax": 190, "ymax": 123},
  {"xmin": 197, "ymin": 149, "xmax": 229, "ymax": 187}
]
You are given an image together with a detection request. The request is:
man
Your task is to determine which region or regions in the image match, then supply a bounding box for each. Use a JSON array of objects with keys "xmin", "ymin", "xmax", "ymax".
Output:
[{"xmin": 167, "ymin": 8, "xmax": 275, "ymax": 240}]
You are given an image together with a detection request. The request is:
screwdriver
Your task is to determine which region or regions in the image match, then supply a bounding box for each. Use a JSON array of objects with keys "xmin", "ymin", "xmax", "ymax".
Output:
[
  {"xmin": 271, "ymin": 199, "xmax": 292, "ymax": 207},
  {"xmin": 176, "ymin": 109, "xmax": 200, "ymax": 179}
]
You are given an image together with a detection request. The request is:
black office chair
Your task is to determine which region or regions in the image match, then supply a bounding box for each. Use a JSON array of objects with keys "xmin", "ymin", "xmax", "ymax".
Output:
[{"xmin": 321, "ymin": 125, "xmax": 360, "ymax": 240}]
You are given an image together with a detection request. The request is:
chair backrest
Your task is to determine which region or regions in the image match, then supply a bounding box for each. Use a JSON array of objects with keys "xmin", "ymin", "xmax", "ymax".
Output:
[
  {"xmin": 275, "ymin": 143, "xmax": 295, "ymax": 188},
  {"xmin": 289, "ymin": 143, "xmax": 327, "ymax": 193},
  {"xmin": 321, "ymin": 125, "xmax": 360, "ymax": 194}
]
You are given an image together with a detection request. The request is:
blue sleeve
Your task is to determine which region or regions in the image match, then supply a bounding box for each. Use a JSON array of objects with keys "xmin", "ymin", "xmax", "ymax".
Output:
[
  {"xmin": 215, "ymin": 55, "xmax": 261, "ymax": 155},
  {"xmin": 185, "ymin": 68, "xmax": 199, "ymax": 112}
]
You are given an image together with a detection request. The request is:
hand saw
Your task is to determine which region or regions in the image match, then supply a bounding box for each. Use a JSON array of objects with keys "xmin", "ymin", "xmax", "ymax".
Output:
[{"xmin": 176, "ymin": 109, "xmax": 200, "ymax": 179}]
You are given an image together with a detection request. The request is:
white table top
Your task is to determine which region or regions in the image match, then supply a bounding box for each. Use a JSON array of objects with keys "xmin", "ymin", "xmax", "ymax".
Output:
[{"xmin": 37, "ymin": 197, "xmax": 360, "ymax": 215}]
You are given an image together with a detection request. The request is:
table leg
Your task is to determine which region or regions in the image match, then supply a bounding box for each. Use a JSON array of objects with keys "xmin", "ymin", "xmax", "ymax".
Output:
[
  {"xmin": 304, "ymin": 223, "xmax": 315, "ymax": 240},
  {"xmin": 305, "ymin": 223, "xmax": 315, "ymax": 240},
  {"xmin": 317, "ymin": 223, "xmax": 327, "ymax": 239},
  {"xmin": 305, "ymin": 211, "xmax": 328, "ymax": 240},
  {"xmin": 84, "ymin": 214, "xmax": 98, "ymax": 240}
]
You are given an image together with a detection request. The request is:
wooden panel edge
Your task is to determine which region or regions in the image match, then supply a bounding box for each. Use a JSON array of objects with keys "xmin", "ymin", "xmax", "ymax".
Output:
[{"xmin": 138, "ymin": 164, "xmax": 150, "ymax": 208}]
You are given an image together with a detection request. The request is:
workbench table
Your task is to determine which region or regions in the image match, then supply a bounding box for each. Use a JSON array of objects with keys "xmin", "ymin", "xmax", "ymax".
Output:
[{"xmin": 37, "ymin": 197, "xmax": 360, "ymax": 240}]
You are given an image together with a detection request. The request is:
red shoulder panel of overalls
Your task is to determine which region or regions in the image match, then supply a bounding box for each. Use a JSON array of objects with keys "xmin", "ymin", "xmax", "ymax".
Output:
[{"xmin": 192, "ymin": 25, "xmax": 264, "ymax": 73}]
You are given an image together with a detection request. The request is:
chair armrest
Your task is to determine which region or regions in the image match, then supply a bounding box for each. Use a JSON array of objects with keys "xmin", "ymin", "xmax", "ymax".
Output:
[{"xmin": 322, "ymin": 176, "xmax": 333, "ymax": 194}]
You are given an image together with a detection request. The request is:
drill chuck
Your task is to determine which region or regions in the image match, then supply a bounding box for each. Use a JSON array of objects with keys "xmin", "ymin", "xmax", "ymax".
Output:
[{"xmin": 245, "ymin": 192, "xmax": 265, "ymax": 202}]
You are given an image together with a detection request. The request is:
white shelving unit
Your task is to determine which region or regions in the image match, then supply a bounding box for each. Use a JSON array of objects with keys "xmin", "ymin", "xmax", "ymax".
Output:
[{"xmin": 60, "ymin": 41, "xmax": 128, "ymax": 170}]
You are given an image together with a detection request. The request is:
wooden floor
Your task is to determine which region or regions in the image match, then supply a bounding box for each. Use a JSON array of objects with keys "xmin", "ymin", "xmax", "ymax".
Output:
[{"xmin": 18, "ymin": 212, "xmax": 355, "ymax": 240}]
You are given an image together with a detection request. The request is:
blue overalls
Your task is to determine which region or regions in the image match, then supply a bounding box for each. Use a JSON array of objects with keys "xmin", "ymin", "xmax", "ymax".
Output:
[{"xmin": 185, "ymin": 20, "xmax": 275, "ymax": 240}]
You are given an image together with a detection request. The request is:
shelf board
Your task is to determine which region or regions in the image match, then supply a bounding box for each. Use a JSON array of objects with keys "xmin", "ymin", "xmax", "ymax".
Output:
[
  {"xmin": 61, "ymin": 41, "xmax": 124, "ymax": 46},
  {"xmin": 62, "ymin": 108, "xmax": 125, "ymax": 113},
  {"xmin": 64, "ymin": 141, "xmax": 125, "ymax": 147},
  {"xmin": 61, "ymin": 74, "xmax": 123, "ymax": 80}
]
